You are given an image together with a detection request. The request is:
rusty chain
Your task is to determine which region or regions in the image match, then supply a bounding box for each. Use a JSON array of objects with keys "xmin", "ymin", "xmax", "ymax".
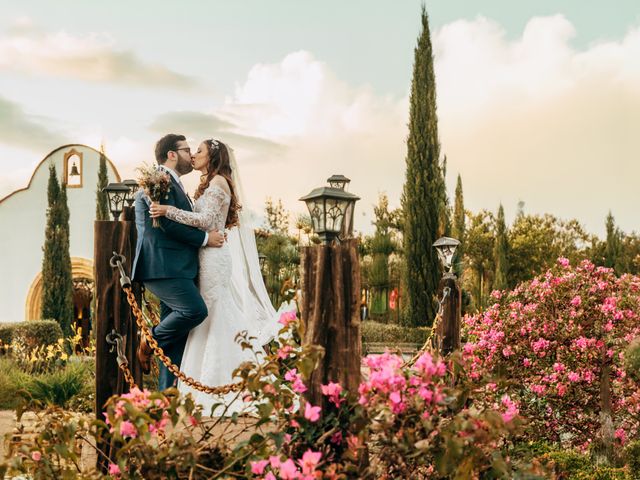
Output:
[
  {"xmin": 109, "ymin": 253, "xmax": 244, "ymax": 396},
  {"xmin": 403, "ymin": 286, "xmax": 450, "ymax": 367}
]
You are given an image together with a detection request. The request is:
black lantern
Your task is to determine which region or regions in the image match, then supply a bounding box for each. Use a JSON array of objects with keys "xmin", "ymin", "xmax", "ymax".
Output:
[
  {"xmin": 69, "ymin": 162, "xmax": 80, "ymax": 176},
  {"xmin": 258, "ymin": 253, "xmax": 267, "ymax": 271},
  {"xmin": 299, "ymin": 182, "xmax": 360, "ymax": 244},
  {"xmin": 122, "ymin": 179, "xmax": 139, "ymax": 207},
  {"xmin": 432, "ymin": 236, "xmax": 460, "ymax": 273},
  {"xmin": 102, "ymin": 183, "xmax": 130, "ymax": 221}
]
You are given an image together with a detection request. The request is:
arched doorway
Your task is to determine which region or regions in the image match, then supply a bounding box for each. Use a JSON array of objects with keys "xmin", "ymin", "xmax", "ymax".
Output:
[
  {"xmin": 72, "ymin": 277, "xmax": 94, "ymax": 350},
  {"xmin": 25, "ymin": 258, "xmax": 94, "ymax": 345}
]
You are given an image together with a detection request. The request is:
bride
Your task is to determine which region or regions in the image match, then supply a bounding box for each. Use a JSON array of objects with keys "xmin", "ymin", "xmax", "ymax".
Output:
[{"xmin": 149, "ymin": 138, "xmax": 284, "ymax": 414}]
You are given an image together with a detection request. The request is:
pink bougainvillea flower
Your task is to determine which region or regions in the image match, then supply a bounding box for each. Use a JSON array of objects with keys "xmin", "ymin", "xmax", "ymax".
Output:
[
  {"xmin": 321, "ymin": 381, "xmax": 344, "ymax": 407},
  {"xmin": 108, "ymin": 463, "xmax": 121, "ymax": 475},
  {"xmin": 298, "ymin": 449, "xmax": 322, "ymax": 475},
  {"xmin": 278, "ymin": 458, "xmax": 300, "ymax": 479},
  {"xmin": 31, "ymin": 451, "xmax": 41, "ymax": 461},
  {"xmin": 278, "ymin": 310, "xmax": 297, "ymax": 327},
  {"xmin": 119, "ymin": 420, "xmax": 137, "ymax": 438},
  {"xmin": 251, "ymin": 459, "xmax": 270, "ymax": 475},
  {"xmin": 277, "ymin": 345, "xmax": 294, "ymax": 359},
  {"xmin": 304, "ymin": 402, "xmax": 321, "ymax": 422}
]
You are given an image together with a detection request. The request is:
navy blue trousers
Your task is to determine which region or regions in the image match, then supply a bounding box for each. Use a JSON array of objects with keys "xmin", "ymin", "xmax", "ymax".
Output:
[{"xmin": 143, "ymin": 278, "xmax": 207, "ymax": 391}]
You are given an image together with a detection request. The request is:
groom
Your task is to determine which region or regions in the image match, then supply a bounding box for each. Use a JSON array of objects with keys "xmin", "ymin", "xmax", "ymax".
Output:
[{"xmin": 132, "ymin": 133, "xmax": 224, "ymax": 391}]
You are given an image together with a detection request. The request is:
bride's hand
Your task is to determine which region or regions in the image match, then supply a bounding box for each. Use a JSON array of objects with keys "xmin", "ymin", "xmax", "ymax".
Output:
[{"xmin": 149, "ymin": 202, "xmax": 168, "ymax": 218}]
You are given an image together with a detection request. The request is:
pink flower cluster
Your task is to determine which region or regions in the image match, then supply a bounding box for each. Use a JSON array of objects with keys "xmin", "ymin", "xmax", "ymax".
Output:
[
  {"xmin": 278, "ymin": 310, "xmax": 297, "ymax": 327},
  {"xmin": 105, "ymin": 387, "xmax": 171, "ymax": 439},
  {"xmin": 250, "ymin": 449, "xmax": 322, "ymax": 479},
  {"xmin": 359, "ymin": 351, "xmax": 446, "ymax": 416},
  {"xmin": 284, "ymin": 368, "xmax": 308, "ymax": 394},
  {"xmin": 463, "ymin": 258, "xmax": 640, "ymax": 446},
  {"xmin": 321, "ymin": 381, "xmax": 344, "ymax": 407}
]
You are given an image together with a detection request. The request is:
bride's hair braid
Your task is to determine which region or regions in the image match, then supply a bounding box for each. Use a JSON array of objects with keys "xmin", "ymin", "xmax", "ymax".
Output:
[{"xmin": 194, "ymin": 139, "xmax": 241, "ymax": 228}]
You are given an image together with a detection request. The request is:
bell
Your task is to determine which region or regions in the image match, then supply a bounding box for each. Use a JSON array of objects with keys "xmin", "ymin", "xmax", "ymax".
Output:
[{"xmin": 70, "ymin": 162, "xmax": 80, "ymax": 176}]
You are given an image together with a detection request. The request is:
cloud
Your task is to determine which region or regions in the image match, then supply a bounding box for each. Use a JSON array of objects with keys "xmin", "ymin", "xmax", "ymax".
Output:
[
  {"xmin": 149, "ymin": 111, "xmax": 236, "ymax": 136},
  {"xmin": 433, "ymin": 14, "xmax": 640, "ymax": 235},
  {"xmin": 0, "ymin": 96, "xmax": 68, "ymax": 151},
  {"xmin": 0, "ymin": 18, "xmax": 197, "ymax": 89},
  {"xmin": 204, "ymin": 51, "xmax": 409, "ymax": 228},
  {"xmin": 149, "ymin": 110, "xmax": 287, "ymax": 160}
]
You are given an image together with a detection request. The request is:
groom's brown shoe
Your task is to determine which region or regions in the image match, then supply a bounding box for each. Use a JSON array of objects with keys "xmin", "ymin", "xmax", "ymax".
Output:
[{"xmin": 137, "ymin": 334, "xmax": 153, "ymax": 374}]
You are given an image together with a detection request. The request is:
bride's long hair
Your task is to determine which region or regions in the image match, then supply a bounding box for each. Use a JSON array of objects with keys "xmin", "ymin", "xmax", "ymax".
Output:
[{"xmin": 194, "ymin": 139, "xmax": 241, "ymax": 228}]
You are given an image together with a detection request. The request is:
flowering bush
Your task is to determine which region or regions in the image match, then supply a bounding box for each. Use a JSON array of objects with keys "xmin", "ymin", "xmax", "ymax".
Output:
[
  {"xmin": 463, "ymin": 258, "xmax": 640, "ymax": 449},
  {"xmin": 6, "ymin": 310, "xmax": 526, "ymax": 479}
]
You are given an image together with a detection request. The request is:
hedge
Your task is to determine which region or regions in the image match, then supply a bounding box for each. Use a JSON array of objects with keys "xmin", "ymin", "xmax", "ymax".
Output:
[
  {"xmin": 13, "ymin": 320, "xmax": 63, "ymax": 349},
  {"xmin": 361, "ymin": 321, "xmax": 429, "ymax": 345}
]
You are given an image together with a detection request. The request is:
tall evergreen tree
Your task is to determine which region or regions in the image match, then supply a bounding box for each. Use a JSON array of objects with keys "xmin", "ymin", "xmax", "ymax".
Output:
[
  {"xmin": 370, "ymin": 194, "xmax": 397, "ymax": 316},
  {"xmin": 440, "ymin": 155, "xmax": 451, "ymax": 236},
  {"xmin": 452, "ymin": 174, "xmax": 465, "ymax": 278},
  {"xmin": 41, "ymin": 164, "xmax": 74, "ymax": 335},
  {"xmin": 96, "ymin": 144, "xmax": 110, "ymax": 220},
  {"xmin": 493, "ymin": 204, "xmax": 510, "ymax": 290},
  {"xmin": 401, "ymin": 7, "xmax": 445, "ymax": 327},
  {"xmin": 604, "ymin": 211, "xmax": 622, "ymax": 273}
]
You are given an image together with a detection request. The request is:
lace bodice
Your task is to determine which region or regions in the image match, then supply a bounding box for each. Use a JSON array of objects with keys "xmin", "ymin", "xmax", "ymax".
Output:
[{"xmin": 165, "ymin": 184, "xmax": 230, "ymax": 232}]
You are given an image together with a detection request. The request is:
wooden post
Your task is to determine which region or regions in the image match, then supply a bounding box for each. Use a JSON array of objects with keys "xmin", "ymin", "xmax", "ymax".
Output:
[
  {"xmin": 94, "ymin": 206, "xmax": 142, "ymax": 471},
  {"xmin": 300, "ymin": 239, "xmax": 362, "ymax": 407},
  {"xmin": 436, "ymin": 272, "xmax": 461, "ymax": 356}
]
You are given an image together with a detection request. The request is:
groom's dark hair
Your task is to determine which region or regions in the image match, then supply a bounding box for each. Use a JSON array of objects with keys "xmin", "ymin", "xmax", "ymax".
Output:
[{"xmin": 155, "ymin": 134, "xmax": 186, "ymax": 164}]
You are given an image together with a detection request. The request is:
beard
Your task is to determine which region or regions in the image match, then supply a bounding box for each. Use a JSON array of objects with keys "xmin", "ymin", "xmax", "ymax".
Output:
[{"xmin": 175, "ymin": 158, "xmax": 194, "ymax": 175}]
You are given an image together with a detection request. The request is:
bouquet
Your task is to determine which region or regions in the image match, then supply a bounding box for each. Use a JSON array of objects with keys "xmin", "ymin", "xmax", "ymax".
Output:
[{"xmin": 137, "ymin": 164, "xmax": 171, "ymax": 228}]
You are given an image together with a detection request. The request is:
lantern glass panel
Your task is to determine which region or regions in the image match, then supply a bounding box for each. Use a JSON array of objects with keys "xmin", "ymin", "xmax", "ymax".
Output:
[
  {"xmin": 307, "ymin": 199, "xmax": 324, "ymax": 232},
  {"xmin": 325, "ymin": 198, "xmax": 347, "ymax": 232}
]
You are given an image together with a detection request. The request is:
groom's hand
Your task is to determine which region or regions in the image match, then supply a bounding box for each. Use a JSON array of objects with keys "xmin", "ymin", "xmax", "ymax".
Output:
[{"xmin": 207, "ymin": 230, "xmax": 225, "ymax": 248}]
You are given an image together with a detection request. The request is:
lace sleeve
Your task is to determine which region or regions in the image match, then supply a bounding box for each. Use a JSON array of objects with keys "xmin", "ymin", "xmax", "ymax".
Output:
[{"xmin": 165, "ymin": 186, "xmax": 227, "ymax": 231}]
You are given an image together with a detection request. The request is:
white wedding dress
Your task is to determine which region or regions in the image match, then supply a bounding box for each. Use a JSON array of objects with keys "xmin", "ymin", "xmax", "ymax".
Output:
[{"xmin": 165, "ymin": 183, "xmax": 260, "ymax": 415}]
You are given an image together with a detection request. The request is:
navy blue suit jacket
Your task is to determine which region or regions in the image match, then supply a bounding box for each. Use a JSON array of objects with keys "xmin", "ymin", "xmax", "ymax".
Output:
[{"xmin": 132, "ymin": 175, "xmax": 205, "ymax": 281}]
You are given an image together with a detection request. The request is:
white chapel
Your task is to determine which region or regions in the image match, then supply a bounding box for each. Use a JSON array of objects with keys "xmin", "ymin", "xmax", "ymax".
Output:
[{"xmin": 0, "ymin": 144, "xmax": 121, "ymax": 330}]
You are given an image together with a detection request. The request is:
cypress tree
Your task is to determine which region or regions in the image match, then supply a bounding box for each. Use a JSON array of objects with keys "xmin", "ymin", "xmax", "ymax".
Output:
[
  {"xmin": 604, "ymin": 211, "xmax": 621, "ymax": 273},
  {"xmin": 493, "ymin": 204, "xmax": 510, "ymax": 290},
  {"xmin": 452, "ymin": 174, "xmax": 465, "ymax": 278},
  {"xmin": 440, "ymin": 155, "xmax": 451, "ymax": 237},
  {"xmin": 41, "ymin": 164, "xmax": 74, "ymax": 335},
  {"xmin": 96, "ymin": 144, "xmax": 110, "ymax": 220},
  {"xmin": 401, "ymin": 6, "xmax": 445, "ymax": 327}
]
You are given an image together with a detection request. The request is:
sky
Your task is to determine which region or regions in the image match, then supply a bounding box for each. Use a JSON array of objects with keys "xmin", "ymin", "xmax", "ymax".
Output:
[{"xmin": 0, "ymin": 0, "xmax": 639, "ymax": 236}]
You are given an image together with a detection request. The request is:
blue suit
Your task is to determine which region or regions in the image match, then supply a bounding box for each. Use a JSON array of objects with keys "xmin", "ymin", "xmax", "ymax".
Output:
[{"xmin": 132, "ymin": 174, "xmax": 208, "ymax": 390}]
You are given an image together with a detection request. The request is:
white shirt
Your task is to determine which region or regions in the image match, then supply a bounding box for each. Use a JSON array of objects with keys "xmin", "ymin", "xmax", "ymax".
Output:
[{"xmin": 159, "ymin": 165, "xmax": 208, "ymax": 247}]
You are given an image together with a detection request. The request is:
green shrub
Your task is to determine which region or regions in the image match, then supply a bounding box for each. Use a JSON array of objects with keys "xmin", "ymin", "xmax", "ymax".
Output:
[
  {"xmin": 625, "ymin": 338, "xmax": 640, "ymax": 383},
  {"xmin": 542, "ymin": 449, "xmax": 585, "ymax": 474},
  {"xmin": 361, "ymin": 321, "xmax": 429, "ymax": 344},
  {"xmin": 23, "ymin": 361, "xmax": 90, "ymax": 408},
  {"xmin": 570, "ymin": 467, "xmax": 626, "ymax": 480},
  {"xmin": 540, "ymin": 450, "xmax": 626, "ymax": 480},
  {"xmin": 0, "ymin": 322, "xmax": 18, "ymax": 349},
  {"xmin": 626, "ymin": 440, "xmax": 640, "ymax": 480},
  {"xmin": 13, "ymin": 320, "xmax": 63, "ymax": 349},
  {"xmin": 0, "ymin": 357, "xmax": 31, "ymax": 409}
]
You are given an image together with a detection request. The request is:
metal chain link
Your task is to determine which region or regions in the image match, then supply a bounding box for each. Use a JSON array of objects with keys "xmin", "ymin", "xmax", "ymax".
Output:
[
  {"xmin": 403, "ymin": 286, "xmax": 451, "ymax": 367},
  {"xmin": 107, "ymin": 253, "xmax": 244, "ymax": 396},
  {"xmin": 123, "ymin": 286, "xmax": 243, "ymax": 395}
]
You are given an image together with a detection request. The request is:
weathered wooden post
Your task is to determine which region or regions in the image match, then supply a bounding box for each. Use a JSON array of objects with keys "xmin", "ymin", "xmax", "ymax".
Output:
[
  {"xmin": 299, "ymin": 175, "xmax": 361, "ymax": 407},
  {"xmin": 300, "ymin": 239, "xmax": 362, "ymax": 405},
  {"xmin": 436, "ymin": 272, "xmax": 461, "ymax": 355},
  {"xmin": 433, "ymin": 237, "xmax": 462, "ymax": 355},
  {"xmin": 94, "ymin": 183, "xmax": 142, "ymax": 472}
]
